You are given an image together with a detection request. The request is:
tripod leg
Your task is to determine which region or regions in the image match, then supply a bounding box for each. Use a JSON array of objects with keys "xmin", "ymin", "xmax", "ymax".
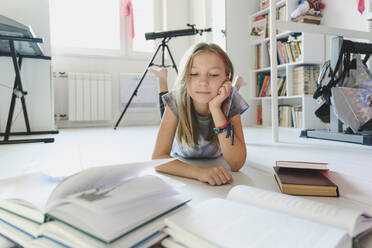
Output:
[
  {"xmin": 165, "ymin": 44, "xmax": 178, "ymax": 73},
  {"xmin": 15, "ymin": 57, "xmax": 32, "ymax": 133},
  {"xmin": 4, "ymin": 88, "xmax": 17, "ymax": 142},
  {"xmin": 114, "ymin": 43, "xmax": 163, "ymax": 129},
  {"xmin": 4, "ymin": 41, "xmax": 21, "ymax": 141}
]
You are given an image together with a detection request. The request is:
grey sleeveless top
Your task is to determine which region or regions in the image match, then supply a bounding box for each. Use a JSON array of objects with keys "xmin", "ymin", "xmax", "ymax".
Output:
[{"xmin": 162, "ymin": 89, "xmax": 249, "ymax": 158}]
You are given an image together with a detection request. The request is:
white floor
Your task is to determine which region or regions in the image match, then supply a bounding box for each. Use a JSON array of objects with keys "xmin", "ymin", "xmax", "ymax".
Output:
[{"xmin": 1, "ymin": 126, "xmax": 372, "ymax": 206}]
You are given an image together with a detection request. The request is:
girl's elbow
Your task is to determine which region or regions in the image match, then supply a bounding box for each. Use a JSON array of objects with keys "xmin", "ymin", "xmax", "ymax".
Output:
[
  {"xmin": 230, "ymin": 161, "xmax": 244, "ymax": 172},
  {"xmin": 152, "ymin": 153, "xmax": 169, "ymax": 160},
  {"xmin": 229, "ymin": 155, "xmax": 246, "ymax": 172}
]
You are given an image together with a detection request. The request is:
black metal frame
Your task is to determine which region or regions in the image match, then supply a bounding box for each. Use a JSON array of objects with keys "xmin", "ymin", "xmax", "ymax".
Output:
[
  {"xmin": 0, "ymin": 35, "xmax": 58, "ymax": 145},
  {"xmin": 114, "ymin": 37, "xmax": 178, "ymax": 129},
  {"xmin": 301, "ymin": 37, "xmax": 372, "ymax": 146}
]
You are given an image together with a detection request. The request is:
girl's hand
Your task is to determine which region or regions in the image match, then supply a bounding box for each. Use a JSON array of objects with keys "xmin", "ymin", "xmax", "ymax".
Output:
[
  {"xmin": 198, "ymin": 166, "xmax": 234, "ymax": 186},
  {"xmin": 209, "ymin": 81, "xmax": 232, "ymax": 110}
]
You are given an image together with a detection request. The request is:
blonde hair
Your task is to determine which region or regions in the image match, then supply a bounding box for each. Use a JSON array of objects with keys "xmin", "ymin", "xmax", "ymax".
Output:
[{"xmin": 173, "ymin": 43, "xmax": 234, "ymax": 147}]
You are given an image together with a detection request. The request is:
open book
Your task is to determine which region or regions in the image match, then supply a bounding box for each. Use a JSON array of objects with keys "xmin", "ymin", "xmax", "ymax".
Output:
[
  {"xmin": 164, "ymin": 185, "xmax": 372, "ymax": 248},
  {"xmin": 0, "ymin": 159, "xmax": 190, "ymax": 246}
]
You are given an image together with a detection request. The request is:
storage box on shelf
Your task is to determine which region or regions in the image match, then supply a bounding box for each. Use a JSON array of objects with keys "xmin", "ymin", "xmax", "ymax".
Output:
[{"xmin": 248, "ymin": 0, "xmax": 325, "ymax": 130}]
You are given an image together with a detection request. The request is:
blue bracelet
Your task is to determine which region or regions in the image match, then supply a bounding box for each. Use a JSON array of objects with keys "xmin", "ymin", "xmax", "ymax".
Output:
[{"xmin": 213, "ymin": 122, "xmax": 235, "ymax": 145}]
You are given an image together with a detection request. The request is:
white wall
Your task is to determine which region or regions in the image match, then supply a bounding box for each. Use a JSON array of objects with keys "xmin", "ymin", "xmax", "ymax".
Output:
[
  {"xmin": 322, "ymin": 0, "xmax": 371, "ymax": 60},
  {"xmin": 0, "ymin": 0, "xmax": 54, "ymax": 132},
  {"xmin": 226, "ymin": 1, "xmax": 259, "ymax": 126},
  {"xmin": 52, "ymin": 0, "xmax": 191, "ymax": 127}
]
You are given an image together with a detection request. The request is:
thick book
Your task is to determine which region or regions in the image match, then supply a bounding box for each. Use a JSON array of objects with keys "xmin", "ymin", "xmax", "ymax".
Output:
[
  {"xmin": 273, "ymin": 166, "xmax": 339, "ymax": 197},
  {"xmin": 293, "ymin": 14, "xmax": 322, "ymax": 24},
  {"xmin": 163, "ymin": 185, "xmax": 372, "ymax": 248},
  {"xmin": 0, "ymin": 159, "xmax": 190, "ymax": 246},
  {"xmin": 276, "ymin": 160, "xmax": 328, "ymax": 170}
]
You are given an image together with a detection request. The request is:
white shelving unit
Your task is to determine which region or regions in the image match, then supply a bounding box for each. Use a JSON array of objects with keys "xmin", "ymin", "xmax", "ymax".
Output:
[{"xmin": 247, "ymin": 0, "xmax": 325, "ymax": 130}]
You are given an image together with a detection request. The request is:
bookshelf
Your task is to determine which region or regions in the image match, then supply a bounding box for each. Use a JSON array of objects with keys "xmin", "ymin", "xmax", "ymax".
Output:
[{"xmin": 248, "ymin": 0, "xmax": 325, "ymax": 130}]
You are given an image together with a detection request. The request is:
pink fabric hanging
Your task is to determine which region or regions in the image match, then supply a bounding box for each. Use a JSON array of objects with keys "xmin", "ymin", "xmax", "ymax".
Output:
[
  {"xmin": 123, "ymin": 0, "xmax": 135, "ymax": 40},
  {"xmin": 357, "ymin": 0, "xmax": 365, "ymax": 14}
]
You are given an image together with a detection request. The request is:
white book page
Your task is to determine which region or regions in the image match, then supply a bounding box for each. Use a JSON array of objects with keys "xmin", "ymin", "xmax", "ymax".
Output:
[
  {"xmin": 0, "ymin": 173, "xmax": 62, "ymax": 222},
  {"xmin": 227, "ymin": 185, "xmax": 367, "ymax": 236},
  {"xmin": 64, "ymin": 175, "xmax": 173, "ymax": 213},
  {"xmin": 46, "ymin": 158, "xmax": 174, "ymax": 212},
  {"xmin": 165, "ymin": 198, "xmax": 350, "ymax": 248}
]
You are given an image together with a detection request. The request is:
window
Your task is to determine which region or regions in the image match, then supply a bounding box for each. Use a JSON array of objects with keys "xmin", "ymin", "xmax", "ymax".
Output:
[
  {"xmin": 132, "ymin": 0, "xmax": 154, "ymax": 53},
  {"xmin": 50, "ymin": 0, "xmax": 160, "ymax": 56}
]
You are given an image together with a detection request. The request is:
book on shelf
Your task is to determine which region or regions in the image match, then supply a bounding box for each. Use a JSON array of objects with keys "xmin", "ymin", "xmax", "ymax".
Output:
[
  {"xmin": 0, "ymin": 159, "xmax": 190, "ymax": 247},
  {"xmin": 278, "ymin": 105, "xmax": 293, "ymax": 127},
  {"xmin": 278, "ymin": 105, "xmax": 302, "ymax": 128},
  {"xmin": 293, "ymin": 13, "xmax": 322, "ymax": 25},
  {"xmin": 273, "ymin": 166, "xmax": 339, "ymax": 197},
  {"xmin": 259, "ymin": 75, "xmax": 270, "ymax": 97},
  {"xmin": 256, "ymin": 72, "xmax": 268, "ymax": 97},
  {"xmin": 279, "ymin": 76, "xmax": 287, "ymax": 96},
  {"xmin": 162, "ymin": 185, "xmax": 372, "ymax": 248},
  {"xmin": 293, "ymin": 65, "xmax": 320, "ymax": 95},
  {"xmin": 292, "ymin": 105, "xmax": 303, "ymax": 128},
  {"xmin": 277, "ymin": 74, "xmax": 286, "ymax": 96},
  {"xmin": 277, "ymin": 5, "xmax": 286, "ymax": 33},
  {"xmin": 255, "ymin": 73, "xmax": 286, "ymax": 97},
  {"xmin": 257, "ymin": 104, "xmax": 262, "ymax": 125},
  {"xmin": 250, "ymin": 17, "xmax": 266, "ymax": 40},
  {"xmin": 255, "ymin": 44, "xmax": 262, "ymax": 69}
]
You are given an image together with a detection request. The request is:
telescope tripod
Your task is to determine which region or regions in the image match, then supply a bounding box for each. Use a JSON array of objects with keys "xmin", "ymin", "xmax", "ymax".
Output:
[{"xmin": 114, "ymin": 38, "xmax": 178, "ymax": 129}]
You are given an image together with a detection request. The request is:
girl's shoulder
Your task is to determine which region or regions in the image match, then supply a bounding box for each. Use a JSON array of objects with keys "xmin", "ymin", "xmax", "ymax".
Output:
[{"xmin": 162, "ymin": 91, "xmax": 179, "ymax": 117}]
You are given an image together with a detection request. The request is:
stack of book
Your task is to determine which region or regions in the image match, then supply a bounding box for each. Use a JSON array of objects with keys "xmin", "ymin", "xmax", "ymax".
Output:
[
  {"xmin": 0, "ymin": 160, "xmax": 190, "ymax": 248},
  {"xmin": 293, "ymin": 65, "xmax": 320, "ymax": 95},
  {"xmin": 293, "ymin": 13, "xmax": 322, "ymax": 25},
  {"xmin": 161, "ymin": 185, "xmax": 372, "ymax": 248},
  {"xmin": 273, "ymin": 160, "xmax": 339, "ymax": 196}
]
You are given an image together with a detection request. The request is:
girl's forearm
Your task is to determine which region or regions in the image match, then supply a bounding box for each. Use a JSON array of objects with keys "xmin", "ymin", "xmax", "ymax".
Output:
[
  {"xmin": 155, "ymin": 159, "xmax": 202, "ymax": 180},
  {"xmin": 218, "ymin": 136, "xmax": 246, "ymax": 171},
  {"xmin": 210, "ymin": 107, "xmax": 246, "ymax": 171}
]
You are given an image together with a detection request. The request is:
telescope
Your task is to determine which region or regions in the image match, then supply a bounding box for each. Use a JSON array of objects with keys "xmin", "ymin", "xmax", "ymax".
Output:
[{"xmin": 145, "ymin": 24, "xmax": 211, "ymax": 40}]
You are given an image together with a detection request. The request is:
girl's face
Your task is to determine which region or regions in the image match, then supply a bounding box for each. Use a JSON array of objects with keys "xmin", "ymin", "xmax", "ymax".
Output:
[{"xmin": 186, "ymin": 51, "xmax": 228, "ymax": 105}]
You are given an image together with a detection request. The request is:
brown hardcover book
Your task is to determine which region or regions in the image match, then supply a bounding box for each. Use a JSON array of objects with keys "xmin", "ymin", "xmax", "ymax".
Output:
[
  {"xmin": 273, "ymin": 166, "xmax": 339, "ymax": 197},
  {"xmin": 293, "ymin": 15, "xmax": 321, "ymax": 25}
]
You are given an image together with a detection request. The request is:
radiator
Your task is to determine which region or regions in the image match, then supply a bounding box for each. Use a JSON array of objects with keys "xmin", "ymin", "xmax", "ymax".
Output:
[{"xmin": 68, "ymin": 72, "xmax": 112, "ymax": 121}]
